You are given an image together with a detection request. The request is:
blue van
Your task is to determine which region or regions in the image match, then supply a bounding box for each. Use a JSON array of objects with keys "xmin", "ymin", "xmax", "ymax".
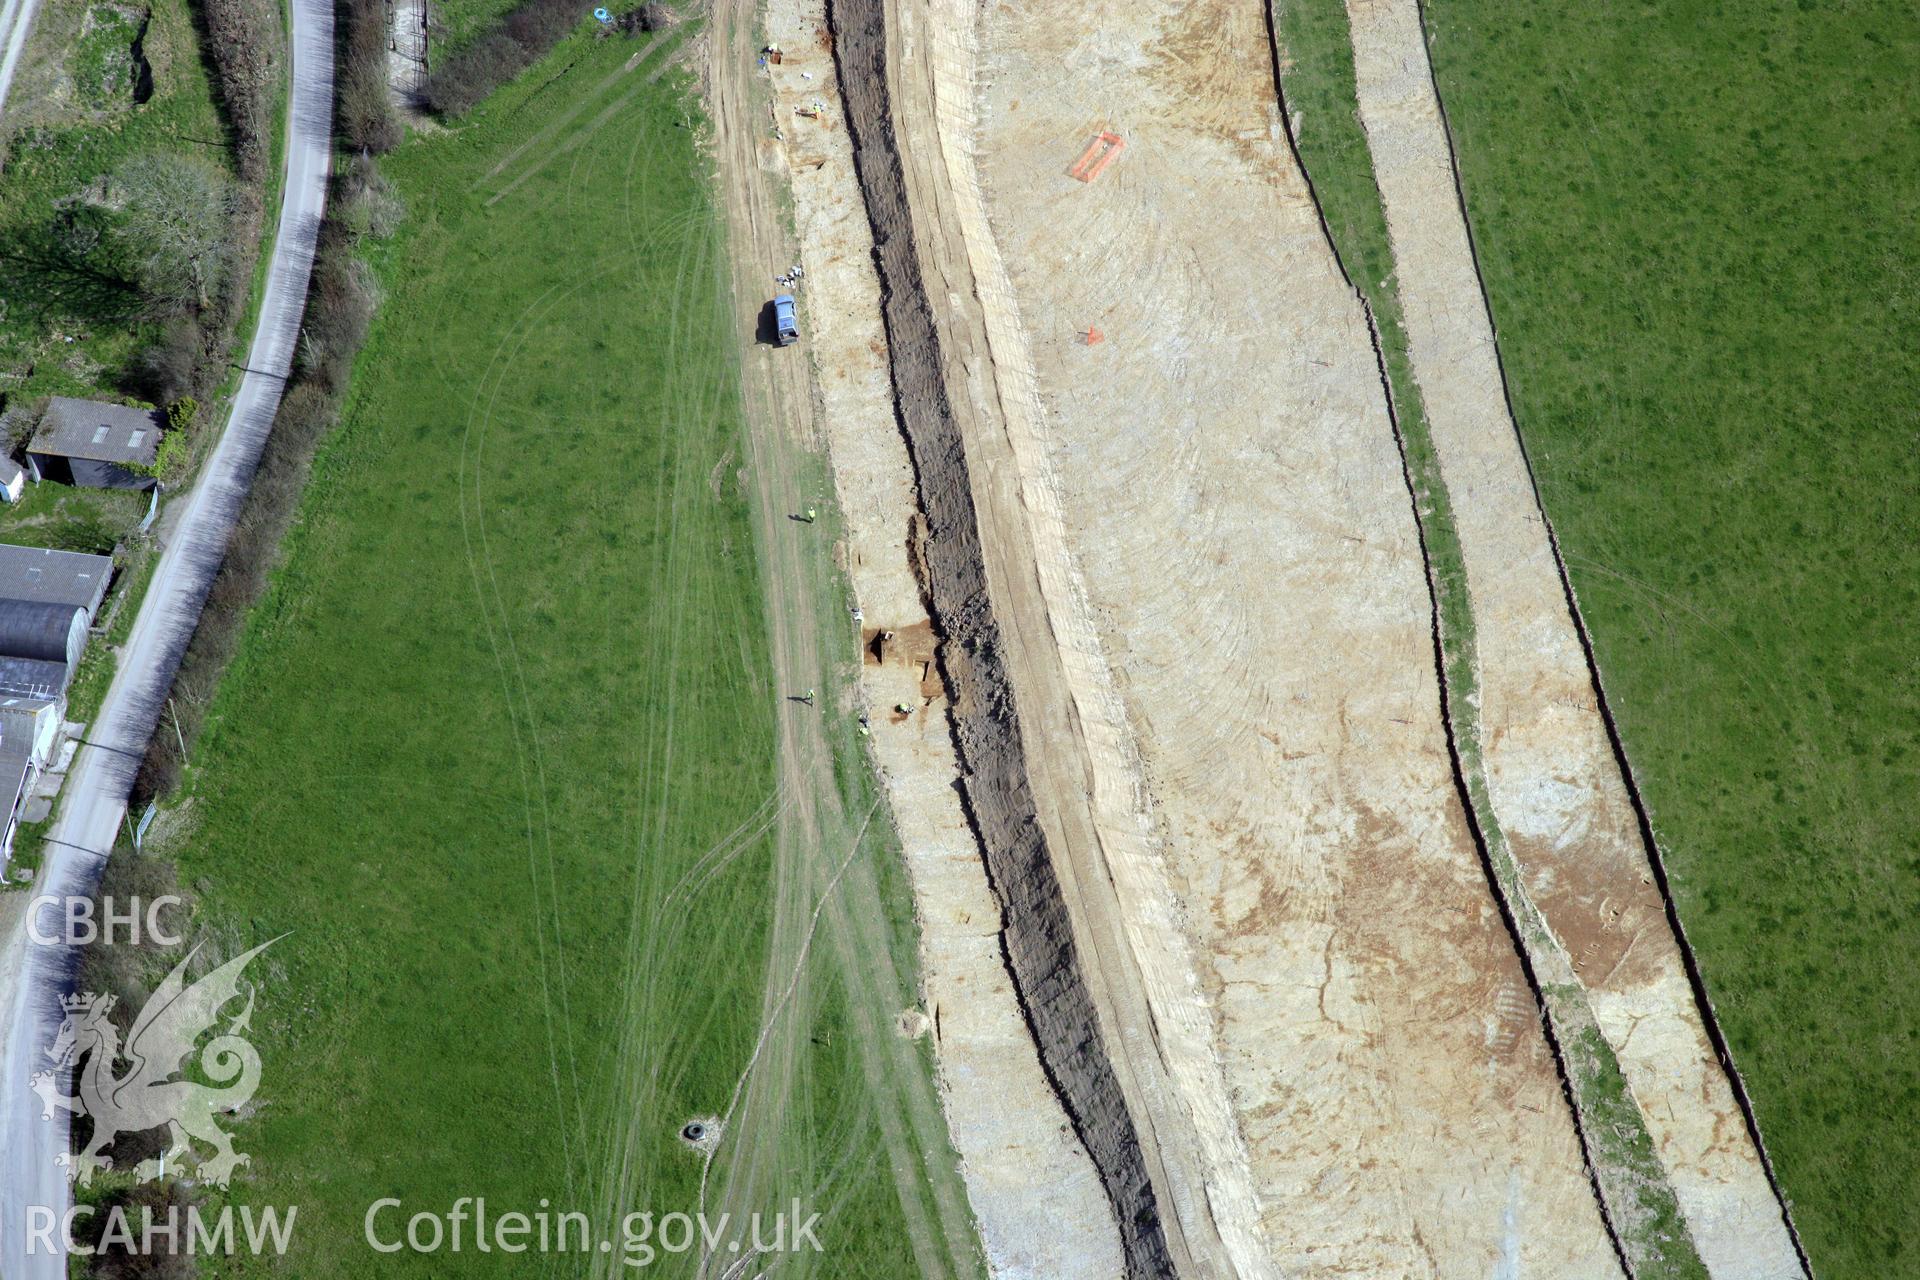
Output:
[{"xmin": 773, "ymin": 294, "xmax": 799, "ymax": 347}]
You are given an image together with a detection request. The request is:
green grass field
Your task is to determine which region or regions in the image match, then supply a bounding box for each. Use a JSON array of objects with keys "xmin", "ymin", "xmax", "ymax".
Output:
[
  {"xmin": 164, "ymin": 35, "xmax": 953, "ymax": 1277},
  {"xmin": 431, "ymin": 0, "xmax": 532, "ymax": 51},
  {"xmin": 1415, "ymin": 4, "xmax": 1917, "ymax": 1274}
]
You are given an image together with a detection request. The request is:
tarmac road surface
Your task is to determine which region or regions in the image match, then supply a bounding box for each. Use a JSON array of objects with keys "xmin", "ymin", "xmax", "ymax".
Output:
[
  {"xmin": 0, "ymin": 0, "xmax": 42, "ymax": 128},
  {"xmin": 0, "ymin": 1, "xmax": 333, "ymax": 1273}
]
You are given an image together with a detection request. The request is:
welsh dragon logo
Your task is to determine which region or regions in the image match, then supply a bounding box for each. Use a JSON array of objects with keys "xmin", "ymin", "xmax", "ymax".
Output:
[{"xmin": 30, "ymin": 939, "xmax": 278, "ymax": 1188}]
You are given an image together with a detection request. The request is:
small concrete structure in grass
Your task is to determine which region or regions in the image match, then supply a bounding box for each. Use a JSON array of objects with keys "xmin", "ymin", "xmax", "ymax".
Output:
[{"xmin": 27, "ymin": 396, "xmax": 162, "ymax": 490}]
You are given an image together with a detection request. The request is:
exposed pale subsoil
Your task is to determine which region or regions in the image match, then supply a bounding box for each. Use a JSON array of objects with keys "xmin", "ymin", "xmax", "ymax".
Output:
[
  {"xmin": 858, "ymin": 0, "xmax": 1623, "ymax": 1274},
  {"xmin": 699, "ymin": 1, "xmax": 987, "ymax": 1273},
  {"xmin": 828, "ymin": 0, "xmax": 1182, "ymax": 1272},
  {"xmin": 755, "ymin": 1, "xmax": 1124, "ymax": 1272},
  {"xmin": 1340, "ymin": 1, "xmax": 1805, "ymax": 1276}
]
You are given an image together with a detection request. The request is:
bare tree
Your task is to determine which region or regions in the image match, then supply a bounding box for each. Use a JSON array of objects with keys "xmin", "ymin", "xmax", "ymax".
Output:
[{"xmin": 110, "ymin": 152, "xmax": 235, "ymax": 313}]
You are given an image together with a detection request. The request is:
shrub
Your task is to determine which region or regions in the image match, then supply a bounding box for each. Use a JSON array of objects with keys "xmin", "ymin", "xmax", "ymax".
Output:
[
  {"xmin": 174, "ymin": 178, "xmax": 266, "ymax": 406},
  {"xmin": 84, "ymin": 1180, "xmax": 200, "ymax": 1279},
  {"xmin": 337, "ymin": 155, "xmax": 405, "ymax": 240},
  {"xmin": 72, "ymin": 850, "xmax": 193, "ymax": 1188},
  {"xmin": 151, "ymin": 432, "xmax": 191, "ymax": 482},
  {"xmin": 166, "ymin": 397, "xmax": 199, "ymax": 432},
  {"xmin": 615, "ymin": 3, "xmax": 679, "ymax": 34},
  {"xmin": 424, "ymin": 0, "xmax": 587, "ymax": 117},
  {"xmin": 0, "ymin": 403, "xmax": 40, "ymax": 454},
  {"xmin": 195, "ymin": 0, "xmax": 280, "ymax": 184},
  {"xmin": 124, "ymin": 319, "xmax": 200, "ymax": 405},
  {"xmin": 109, "ymin": 153, "xmax": 235, "ymax": 314},
  {"xmin": 296, "ymin": 251, "xmax": 374, "ymax": 391},
  {"xmin": 338, "ymin": 0, "xmax": 401, "ymax": 153},
  {"xmin": 132, "ymin": 743, "xmax": 181, "ymax": 807}
]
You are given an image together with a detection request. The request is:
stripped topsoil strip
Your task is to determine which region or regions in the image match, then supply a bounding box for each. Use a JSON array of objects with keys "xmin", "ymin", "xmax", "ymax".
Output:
[
  {"xmin": 1259, "ymin": 3, "xmax": 1669, "ymax": 1271},
  {"xmin": 1341, "ymin": 0, "xmax": 1808, "ymax": 1273},
  {"xmin": 1401, "ymin": 11, "xmax": 1811, "ymax": 1263},
  {"xmin": 824, "ymin": 0, "xmax": 1171, "ymax": 1274}
]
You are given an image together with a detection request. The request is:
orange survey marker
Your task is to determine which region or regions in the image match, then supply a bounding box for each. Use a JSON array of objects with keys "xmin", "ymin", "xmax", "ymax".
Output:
[
  {"xmin": 1068, "ymin": 132, "xmax": 1125, "ymax": 182},
  {"xmin": 1083, "ymin": 326, "xmax": 1104, "ymax": 345}
]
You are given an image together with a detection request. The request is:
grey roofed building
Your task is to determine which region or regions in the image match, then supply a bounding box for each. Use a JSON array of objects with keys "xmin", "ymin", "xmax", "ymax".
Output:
[
  {"xmin": 0, "ymin": 658, "xmax": 67, "ymax": 702},
  {"xmin": 28, "ymin": 397, "xmax": 161, "ymax": 490},
  {"xmin": 0, "ymin": 600, "xmax": 89, "ymax": 700},
  {"xmin": 0, "ymin": 545, "xmax": 113, "ymax": 617},
  {"xmin": 0, "ymin": 696, "xmax": 59, "ymax": 861}
]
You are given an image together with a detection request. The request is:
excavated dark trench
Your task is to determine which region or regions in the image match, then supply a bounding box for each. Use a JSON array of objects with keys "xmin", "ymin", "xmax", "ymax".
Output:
[{"xmin": 824, "ymin": 0, "xmax": 1174, "ymax": 1275}]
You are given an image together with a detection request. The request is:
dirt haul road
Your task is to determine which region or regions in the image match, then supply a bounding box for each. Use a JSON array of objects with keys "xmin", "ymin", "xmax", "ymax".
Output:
[
  {"xmin": 1342, "ymin": 2, "xmax": 1807, "ymax": 1276},
  {"xmin": 700, "ymin": 0, "xmax": 1113, "ymax": 1275},
  {"xmin": 750, "ymin": 0, "xmax": 1126, "ymax": 1274},
  {"xmin": 830, "ymin": 0, "xmax": 1630, "ymax": 1274}
]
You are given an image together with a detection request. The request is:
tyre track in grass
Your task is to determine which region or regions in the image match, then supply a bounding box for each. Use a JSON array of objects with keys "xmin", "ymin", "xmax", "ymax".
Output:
[
  {"xmin": 700, "ymin": 0, "xmax": 987, "ymax": 1274},
  {"xmin": 475, "ymin": 29, "xmax": 676, "ymax": 188},
  {"xmin": 452, "ymin": 63, "xmax": 773, "ymax": 1272},
  {"xmin": 591, "ymin": 97, "xmax": 785, "ymax": 1272},
  {"xmin": 459, "ymin": 273, "xmax": 589, "ymax": 1210},
  {"xmin": 485, "ymin": 28, "xmax": 690, "ymax": 208}
]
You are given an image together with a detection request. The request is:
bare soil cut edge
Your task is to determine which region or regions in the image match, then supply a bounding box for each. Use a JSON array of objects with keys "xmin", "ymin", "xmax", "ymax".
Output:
[
  {"xmin": 751, "ymin": 0, "xmax": 1126, "ymax": 1268},
  {"xmin": 1257, "ymin": 1, "xmax": 1704, "ymax": 1268},
  {"xmin": 1254, "ymin": 7, "xmax": 1636, "ymax": 1274},
  {"xmin": 823, "ymin": 0, "xmax": 1179, "ymax": 1274},
  {"xmin": 902, "ymin": 2, "xmax": 1281, "ymax": 1276},
  {"xmin": 1352, "ymin": 0, "xmax": 1811, "ymax": 1272},
  {"xmin": 880, "ymin": 2, "xmax": 1620, "ymax": 1275}
]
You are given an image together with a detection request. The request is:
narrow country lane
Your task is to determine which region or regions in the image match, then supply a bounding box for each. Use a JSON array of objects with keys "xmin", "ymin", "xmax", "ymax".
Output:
[
  {"xmin": 0, "ymin": 0, "xmax": 335, "ymax": 1271},
  {"xmin": 0, "ymin": 0, "xmax": 42, "ymax": 127}
]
